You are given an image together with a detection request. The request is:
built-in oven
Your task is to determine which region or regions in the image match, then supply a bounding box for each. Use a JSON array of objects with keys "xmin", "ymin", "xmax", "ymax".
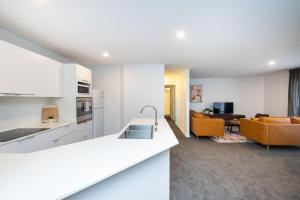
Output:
[
  {"xmin": 76, "ymin": 97, "xmax": 92, "ymax": 124},
  {"xmin": 78, "ymin": 81, "xmax": 91, "ymax": 96}
]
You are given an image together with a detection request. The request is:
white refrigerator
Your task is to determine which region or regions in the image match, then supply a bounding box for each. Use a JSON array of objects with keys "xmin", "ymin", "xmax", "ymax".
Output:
[{"xmin": 93, "ymin": 89, "xmax": 104, "ymax": 138}]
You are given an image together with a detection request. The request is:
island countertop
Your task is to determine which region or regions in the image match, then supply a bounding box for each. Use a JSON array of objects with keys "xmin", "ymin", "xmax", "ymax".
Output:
[{"xmin": 0, "ymin": 118, "xmax": 178, "ymax": 200}]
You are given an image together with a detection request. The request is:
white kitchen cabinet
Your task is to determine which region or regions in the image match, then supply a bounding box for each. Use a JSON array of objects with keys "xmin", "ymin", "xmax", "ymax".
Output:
[
  {"xmin": 0, "ymin": 123, "xmax": 78, "ymax": 153},
  {"xmin": 35, "ymin": 61, "xmax": 62, "ymax": 97},
  {"xmin": 77, "ymin": 120, "xmax": 93, "ymax": 141},
  {"xmin": 42, "ymin": 123, "xmax": 78, "ymax": 148},
  {"xmin": 0, "ymin": 140, "xmax": 19, "ymax": 153},
  {"xmin": 11, "ymin": 50, "xmax": 37, "ymax": 95},
  {"xmin": 15, "ymin": 134, "xmax": 41, "ymax": 153},
  {"xmin": 76, "ymin": 64, "xmax": 92, "ymax": 84},
  {"xmin": 0, "ymin": 122, "xmax": 95, "ymax": 153},
  {"xmin": 0, "ymin": 41, "xmax": 14, "ymax": 93},
  {"xmin": 0, "ymin": 40, "xmax": 62, "ymax": 97},
  {"xmin": 0, "ymin": 134, "xmax": 42, "ymax": 153}
]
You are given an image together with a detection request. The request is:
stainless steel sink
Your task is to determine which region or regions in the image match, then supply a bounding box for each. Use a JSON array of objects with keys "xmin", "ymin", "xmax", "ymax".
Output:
[{"xmin": 119, "ymin": 125, "xmax": 154, "ymax": 139}]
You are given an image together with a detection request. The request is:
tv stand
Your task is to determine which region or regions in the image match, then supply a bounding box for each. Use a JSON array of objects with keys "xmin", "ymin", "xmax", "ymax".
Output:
[{"xmin": 204, "ymin": 113, "xmax": 246, "ymax": 127}]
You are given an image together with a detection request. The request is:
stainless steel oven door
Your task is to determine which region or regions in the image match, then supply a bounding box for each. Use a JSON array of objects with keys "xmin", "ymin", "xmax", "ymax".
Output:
[{"xmin": 76, "ymin": 97, "xmax": 92, "ymax": 123}]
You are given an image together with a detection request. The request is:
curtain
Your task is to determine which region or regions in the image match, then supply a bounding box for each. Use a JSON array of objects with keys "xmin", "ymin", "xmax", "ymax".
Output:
[{"xmin": 288, "ymin": 67, "xmax": 300, "ymax": 116}]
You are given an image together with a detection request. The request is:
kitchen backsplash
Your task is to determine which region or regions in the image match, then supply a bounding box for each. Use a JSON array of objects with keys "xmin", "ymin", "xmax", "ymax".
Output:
[{"xmin": 0, "ymin": 97, "xmax": 51, "ymax": 131}]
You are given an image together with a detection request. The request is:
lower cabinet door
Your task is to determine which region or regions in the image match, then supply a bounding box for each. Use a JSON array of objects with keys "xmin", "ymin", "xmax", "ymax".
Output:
[
  {"xmin": 0, "ymin": 122, "xmax": 92, "ymax": 153},
  {"xmin": 0, "ymin": 141, "xmax": 19, "ymax": 153},
  {"xmin": 0, "ymin": 134, "xmax": 48, "ymax": 153},
  {"xmin": 86, "ymin": 120, "xmax": 93, "ymax": 139},
  {"xmin": 50, "ymin": 123, "xmax": 78, "ymax": 147},
  {"xmin": 53, "ymin": 130, "xmax": 78, "ymax": 146},
  {"xmin": 76, "ymin": 120, "xmax": 93, "ymax": 141},
  {"xmin": 6, "ymin": 134, "xmax": 44, "ymax": 153}
]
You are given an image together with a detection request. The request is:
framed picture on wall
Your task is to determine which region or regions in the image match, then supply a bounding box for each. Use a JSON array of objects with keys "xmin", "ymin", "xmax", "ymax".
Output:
[{"xmin": 190, "ymin": 85, "xmax": 203, "ymax": 103}]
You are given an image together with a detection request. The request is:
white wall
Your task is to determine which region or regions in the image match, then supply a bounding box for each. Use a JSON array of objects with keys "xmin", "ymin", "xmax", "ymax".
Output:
[
  {"xmin": 264, "ymin": 71, "xmax": 289, "ymax": 116},
  {"xmin": 0, "ymin": 97, "xmax": 50, "ymax": 131},
  {"xmin": 90, "ymin": 64, "xmax": 165, "ymax": 133},
  {"xmin": 239, "ymin": 76, "xmax": 265, "ymax": 118},
  {"xmin": 165, "ymin": 69, "xmax": 190, "ymax": 137},
  {"xmin": 123, "ymin": 64, "xmax": 165, "ymax": 126},
  {"xmin": 90, "ymin": 66, "xmax": 122, "ymax": 135},
  {"xmin": 190, "ymin": 70, "xmax": 289, "ymax": 118},
  {"xmin": 190, "ymin": 78, "xmax": 241, "ymax": 114}
]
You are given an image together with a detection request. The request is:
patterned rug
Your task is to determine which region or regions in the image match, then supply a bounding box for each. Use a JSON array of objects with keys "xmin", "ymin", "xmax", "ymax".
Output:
[{"xmin": 211, "ymin": 133, "xmax": 249, "ymax": 143}]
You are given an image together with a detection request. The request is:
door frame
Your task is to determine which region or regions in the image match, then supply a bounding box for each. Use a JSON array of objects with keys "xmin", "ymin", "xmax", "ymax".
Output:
[{"xmin": 164, "ymin": 85, "xmax": 175, "ymax": 120}]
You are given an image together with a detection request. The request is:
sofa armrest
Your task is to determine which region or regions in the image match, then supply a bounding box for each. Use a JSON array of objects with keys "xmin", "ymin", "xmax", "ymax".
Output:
[
  {"xmin": 197, "ymin": 118, "xmax": 224, "ymax": 135},
  {"xmin": 240, "ymin": 119, "xmax": 268, "ymax": 144},
  {"xmin": 190, "ymin": 117, "xmax": 224, "ymax": 136}
]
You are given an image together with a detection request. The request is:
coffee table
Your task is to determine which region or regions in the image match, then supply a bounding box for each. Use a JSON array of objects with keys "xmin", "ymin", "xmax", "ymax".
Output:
[{"xmin": 227, "ymin": 119, "xmax": 240, "ymax": 133}]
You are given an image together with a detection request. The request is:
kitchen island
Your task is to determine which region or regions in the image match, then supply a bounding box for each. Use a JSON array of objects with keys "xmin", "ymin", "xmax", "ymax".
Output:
[{"xmin": 0, "ymin": 118, "xmax": 178, "ymax": 200}]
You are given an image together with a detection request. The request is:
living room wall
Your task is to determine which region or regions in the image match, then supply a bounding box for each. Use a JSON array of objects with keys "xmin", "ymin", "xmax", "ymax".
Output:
[
  {"xmin": 190, "ymin": 70, "xmax": 289, "ymax": 118},
  {"xmin": 190, "ymin": 78, "xmax": 241, "ymax": 114},
  {"xmin": 264, "ymin": 71, "xmax": 289, "ymax": 116},
  {"xmin": 165, "ymin": 69, "xmax": 190, "ymax": 137}
]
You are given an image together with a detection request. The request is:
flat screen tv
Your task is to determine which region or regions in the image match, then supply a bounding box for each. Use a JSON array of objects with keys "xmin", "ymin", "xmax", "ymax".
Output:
[{"xmin": 213, "ymin": 102, "xmax": 233, "ymax": 114}]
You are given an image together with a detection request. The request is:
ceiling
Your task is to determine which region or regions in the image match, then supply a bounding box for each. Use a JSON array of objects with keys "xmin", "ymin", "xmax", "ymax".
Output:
[{"xmin": 0, "ymin": 0, "xmax": 300, "ymax": 78}]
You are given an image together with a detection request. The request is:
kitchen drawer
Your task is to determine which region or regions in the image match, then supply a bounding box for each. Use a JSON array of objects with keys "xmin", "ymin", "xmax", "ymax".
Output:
[
  {"xmin": 45, "ymin": 123, "xmax": 77, "ymax": 140},
  {"xmin": 42, "ymin": 123, "xmax": 77, "ymax": 148},
  {"xmin": 0, "ymin": 133, "xmax": 42, "ymax": 153},
  {"xmin": 0, "ymin": 141, "xmax": 19, "ymax": 153},
  {"xmin": 0, "ymin": 123, "xmax": 77, "ymax": 153}
]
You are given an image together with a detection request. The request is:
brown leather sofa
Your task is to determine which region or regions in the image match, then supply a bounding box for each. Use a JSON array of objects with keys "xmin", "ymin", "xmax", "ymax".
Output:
[
  {"xmin": 190, "ymin": 110, "xmax": 224, "ymax": 138},
  {"xmin": 240, "ymin": 117, "xmax": 300, "ymax": 149}
]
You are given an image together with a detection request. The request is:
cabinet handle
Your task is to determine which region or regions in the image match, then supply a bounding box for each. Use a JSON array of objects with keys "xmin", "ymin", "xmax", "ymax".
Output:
[
  {"xmin": 77, "ymin": 135, "xmax": 88, "ymax": 140},
  {"xmin": 65, "ymin": 124, "xmax": 72, "ymax": 128},
  {"xmin": 0, "ymin": 93, "xmax": 36, "ymax": 96},
  {"xmin": 53, "ymin": 131, "xmax": 75, "ymax": 142},
  {"xmin": 16, "ymin": 134, "xmax": 36, "ymax": 142}
]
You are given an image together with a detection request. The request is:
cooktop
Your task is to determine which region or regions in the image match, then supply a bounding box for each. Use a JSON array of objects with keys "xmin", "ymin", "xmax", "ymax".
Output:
[{"xmin": 0, "ymin": 128, "xmax": 50, "ymax": 142}]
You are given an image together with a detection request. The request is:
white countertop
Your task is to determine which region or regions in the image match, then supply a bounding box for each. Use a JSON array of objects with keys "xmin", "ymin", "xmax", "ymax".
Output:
[
  {"xmin": 0, "ymin": 121, "xmax": 76, "ymax": 146},
  {"xmin": 0, "ymin": 118, "xmax": 178, "ymax": 200}
]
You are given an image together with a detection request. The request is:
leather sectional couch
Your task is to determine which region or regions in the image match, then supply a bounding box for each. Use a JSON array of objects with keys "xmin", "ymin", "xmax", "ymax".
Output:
[
  {"xmin": 190, "ymin": 110, "xmax": 224, "ymax": 138},
  {"xmin": 240, "ymin": 117, "xmax": 300, "ymax": 149}
]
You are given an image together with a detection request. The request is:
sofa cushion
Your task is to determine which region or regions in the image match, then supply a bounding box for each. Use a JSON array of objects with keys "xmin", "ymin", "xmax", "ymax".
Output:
[
  {"xmin": 291, "ymin": 117, "xmax": 300, "ymax": 124},
  {"xmin": 259, "ymin": 117, "xmax": 291, "ymax": 124}
]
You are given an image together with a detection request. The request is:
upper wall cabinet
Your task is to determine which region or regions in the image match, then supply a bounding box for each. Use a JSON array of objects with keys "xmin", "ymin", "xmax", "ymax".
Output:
[
  {"xmin": 76, "ymin": 64, "xmax": 92, "ymax": 84},
  {"xmin": 0, "ymin": 40, "xmax": 62, "ymax": 97}
]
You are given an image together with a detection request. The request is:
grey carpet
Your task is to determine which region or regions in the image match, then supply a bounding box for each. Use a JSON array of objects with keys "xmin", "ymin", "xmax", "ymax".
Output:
[{"xmin": 169, "ymin": 120, "xmax": 300, "ymax": 200}]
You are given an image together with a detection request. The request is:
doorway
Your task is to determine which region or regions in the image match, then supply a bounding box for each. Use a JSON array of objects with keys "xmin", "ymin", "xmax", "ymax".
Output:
[{"xmin": 164, "ymin": 85, "xmax": 175, "ymax": 121}]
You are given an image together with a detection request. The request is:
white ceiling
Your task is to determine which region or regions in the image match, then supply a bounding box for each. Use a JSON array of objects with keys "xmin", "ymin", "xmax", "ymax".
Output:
[{"xmin": 0, "ymin": 0, "xmax": 300, "ymax": 78}]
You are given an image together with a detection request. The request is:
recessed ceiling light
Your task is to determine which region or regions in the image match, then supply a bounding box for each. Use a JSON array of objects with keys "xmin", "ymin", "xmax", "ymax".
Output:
[
  {"xmin": 102, "ymin": 52, "xmax": 110, "ymax": 57},
  {"xmin": 268, "ymin": 60, "xmax": 276, "ymax": 66},
  {"xmin": 176, "ymin": 31, "xmax": 186, "ymax": 39}
]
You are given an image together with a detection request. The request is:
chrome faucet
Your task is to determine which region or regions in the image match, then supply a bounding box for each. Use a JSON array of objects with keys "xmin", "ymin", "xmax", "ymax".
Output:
[{"xmin": 139, "ymin": 105, "xmax": 158, "ymax": 131}]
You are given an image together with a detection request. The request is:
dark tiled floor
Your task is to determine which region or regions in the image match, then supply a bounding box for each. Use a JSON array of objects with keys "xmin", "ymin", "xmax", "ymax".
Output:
[{"xmin": 168, "ymin": 120, "xmax": 300, "ymax": 200}]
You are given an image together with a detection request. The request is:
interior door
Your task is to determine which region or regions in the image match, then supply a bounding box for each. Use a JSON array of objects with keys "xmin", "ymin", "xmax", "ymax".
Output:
[
  {"xmin": 164, "ymin": 88, "xmax": 171, "ymax": 117},
  {"xmin": 164, "ymin": 85, "xmax": 175, "ymax": 120}
]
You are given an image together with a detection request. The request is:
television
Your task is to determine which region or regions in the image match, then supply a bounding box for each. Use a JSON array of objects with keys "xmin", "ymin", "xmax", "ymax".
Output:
[{"xmin": 213, "ymin": 102, "xmax": 234, "ymax": 114}]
